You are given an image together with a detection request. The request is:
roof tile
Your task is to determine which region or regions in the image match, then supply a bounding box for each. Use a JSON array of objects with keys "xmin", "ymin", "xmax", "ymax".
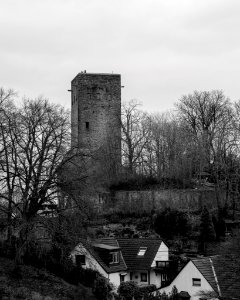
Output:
[{"xmin": 117, "ymin": 238, "xmax": 162, "ymax": 270}]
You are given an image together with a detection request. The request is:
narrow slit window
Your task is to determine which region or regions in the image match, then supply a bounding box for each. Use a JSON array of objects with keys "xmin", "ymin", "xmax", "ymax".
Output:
[{"xmin": 86, "ymin": 122, "xmax": 89, "ymax": 129}]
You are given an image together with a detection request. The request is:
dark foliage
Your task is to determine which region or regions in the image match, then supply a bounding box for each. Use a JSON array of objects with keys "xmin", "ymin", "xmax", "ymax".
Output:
[
  {"xmin": 153, "ymin": 208, "xmax": 191, "ymax": 239},
  {"xmin": 118, "ymin": 281, "xmax": 139, "ymax": 300},
  {"xmin": 20, "ymin": 240, "xmax": 101, "ymax": 288},
  {"xmin": 104, "ymin": 210, "xmax": 150, "ymax": 222},
  {"xmin": 118, "ymin": 282, "xmax": 157, "ymax": 300},
  {"xmin": 92, "ymin": 276, "xmax": 113, "ymax": 300},
  {"xmin": 138, "ymin": 284, "xmax": 157, "ymax": 296},
  {"xmin": 199, "ymin": 206, "xmax": 216, "ymax": 242},
  {"xmin": 212, "ymin": 208, "xmax": 226, "ymax": 240},
  {"xmin": 110, "ymin": 176, "xmax": 159, "ymax": 191},
  {"xmin": 199, "ymin": 206, "xmax": 216, "ymax": 253},
  {"xmin": 10, "ymin": 264, "xmax": 23, "ymax": 279},
  {"xmin": 0, "ymin": 239, "xmax": 16, "ymax": 258},
  {"xmin": 110, "ymin": 176, "xmax": 193, "ymax": 191}
]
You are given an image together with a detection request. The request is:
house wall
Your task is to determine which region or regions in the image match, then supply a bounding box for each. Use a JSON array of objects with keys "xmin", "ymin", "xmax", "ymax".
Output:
[
  {"xmin": 149, "ymin": 242, "xmax": 169, "ymax": 288},
  {"xmin": 158, "ymin": 261, "xmax": 215, "ymax": 300},
  {"xmin": 150, "ymin": 270, "xmax": 162, "ymax": 288},
  {"xmin": 128, "ymin": 271, "xmax": 150, "ymax": 286},
  {"xmin": 71, "ymin": 243, "xmax": 108, "ymax": 278},
  {"xmin": 108, "ymin": 272, "xmax": 122, "ymax": 288},
  {"xmin": 125, "ymin": 270, "xmax": 162, "ymax": 288},
  {"xmin": 71, "ymin": 243, "xmax": 125, "ymax": 288},
  {"xmin": 151, "ymin": 242, "xmax": 169, "ymax": 267}
]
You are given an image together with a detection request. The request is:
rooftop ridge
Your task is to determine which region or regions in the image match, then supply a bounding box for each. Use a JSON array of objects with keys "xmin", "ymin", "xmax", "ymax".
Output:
[{"xmin": 71, "ymin": 72, "xmax": 120, "ymax": 82}]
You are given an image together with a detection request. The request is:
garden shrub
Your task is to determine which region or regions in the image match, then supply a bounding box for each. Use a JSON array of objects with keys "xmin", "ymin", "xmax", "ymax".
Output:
[
  {"xmin": 139, "ymin": 284, "xmax": 157, "ymax": 295},
  {"xmin": 78, "ymin": 267, "xmax": 100, "ymax": 287},
  {"xmin": 92, "ymin": 276, "xmax": 113, "ymax": 300},
  {"xmin": 117, "ymin": 281, "xmax": 139, "ymax": 300},
  {"xmin": 0, "ymin": 239, "xmax": 16, "ymax": 258}
]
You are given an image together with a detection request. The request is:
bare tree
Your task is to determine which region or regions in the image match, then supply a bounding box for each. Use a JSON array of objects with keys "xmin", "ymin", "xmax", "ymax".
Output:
[
  {"xmin": 176, "ymin": 90, "xmax": 235, "ymax": 201},
  {"xmin": 121, "ymin": 100, "xmax": 150, "ymax": 175},
  {"xmin": 0, "ymin": 92, "xmax": 74, "ymax": 260},
  {"xmin": 176, "ymin": 90, "xmax": 233, "ymax": 170},
  {"xmin": 0, "ymin": 88, "xmax": 17, "ymax": 240}
]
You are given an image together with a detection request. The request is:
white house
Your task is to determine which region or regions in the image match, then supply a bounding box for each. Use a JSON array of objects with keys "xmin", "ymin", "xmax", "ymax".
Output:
[
  {"xmin": 157, "ymin": 256, "xmax": 240, "ymax": 300},
  {"xmin": 117, "ymin": 238, "xmax": 173, "ymax": 288},
  {"xmin": 71, "ymin": 238, "xmax": 175, "ymax": 289},
  {"xmin": 71, "ymin": 238, "xmax": 128, "ymax": 288}
]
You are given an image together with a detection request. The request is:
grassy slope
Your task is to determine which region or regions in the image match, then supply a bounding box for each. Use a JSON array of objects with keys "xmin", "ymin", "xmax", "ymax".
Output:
[{"xmin": 0, "ymin": 257, "xmax": 97, "ymax": 300}]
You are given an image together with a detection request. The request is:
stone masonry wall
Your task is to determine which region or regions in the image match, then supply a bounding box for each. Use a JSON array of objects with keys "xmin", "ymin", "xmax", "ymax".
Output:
[
  {"xmin": 70, "ymin": 72, "xmax": 122, "ymax": 187},
  {"xmin": 71, "ymin": 73, "xmax": 121, "ymax": 158},
  {"xmin": 102, "ymin": 188, "xmax": 226, "ymax": 213}
]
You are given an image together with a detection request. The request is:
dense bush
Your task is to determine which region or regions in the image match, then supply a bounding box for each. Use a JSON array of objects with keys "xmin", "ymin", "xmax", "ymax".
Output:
[
  {"xmin": 139, "ymin": 284, "xmax": 157, "ymax": 295},
  {"xmin": 153, "ymin": 208, "xmax": 191, "ymax": 239},
  {"xmin": 143, "ymin": 286, "xmax": 178, "ymax": 300},
  {"xmin": 0, "ymin": 239, "xmax": 16, "ymax": 258},
  {"xmin": 104, "ymin": 210, "xmax": 150, "ymax": 222},
  {"xmin": 92, "ymin": 276, "xmax": 113, "ymax": 300},
  {"xmin": 118, "ymin": 282, "xmax": 157, "ymax": 300},
  {"xmin": 21, "ymin": 240, "xmax": 101, "ymax": 288},
  {"xmin": 136, "ymin": 217, "xmax": 151, "ymax": 231},
  {"xmin": 117, "ymin": 281, "xmax": 139, "ymax": 300},
  {"xmin": 110, "ymin": 175, "xmax": 193, "ymax": 191},
  {"xmin": 110, "ymin": 176, "xmax": 159, "ymax": 191}
]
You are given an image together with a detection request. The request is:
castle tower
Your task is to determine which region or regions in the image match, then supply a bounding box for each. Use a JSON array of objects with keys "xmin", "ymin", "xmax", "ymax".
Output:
[{"xmin": 71, "ymin": 72, "xmax": 121, "ymax": 183}]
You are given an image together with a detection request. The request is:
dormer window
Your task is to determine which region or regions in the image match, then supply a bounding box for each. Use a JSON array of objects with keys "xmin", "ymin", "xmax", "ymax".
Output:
[
  {"xmin": 138, "ymin": 247, "xmax": 147, "ymax": 256},
  {"xmin": 110, "ymin": 251, "xmax": 119, "ymax": 264}
]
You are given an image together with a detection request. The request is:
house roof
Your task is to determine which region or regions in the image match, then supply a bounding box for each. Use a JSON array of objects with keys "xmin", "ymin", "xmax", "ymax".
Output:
[
  {"xmin": 192, "ymin": 257, "xmax": 218, "ymax": 292},
  {"xmin": 93, "ymin": 238, "xmax": 120, "ymax": 248},
  {"xmin": 192, "ymin": 256, "xmax": 240, "ymax": 299},
  {"xmin": 211, "ymin": 256, "xmax": 240, "ymax": 299},
  {"xmin": 77, "ymin": 238, "xmax": 127, "ymax": 274},
  {"xmin": 117, "ymin": 238, "xmax": 163, "ymax": 271},
  {"xmin": 92, "ymin": 243, "xmax": 120, "ymax": 251}
]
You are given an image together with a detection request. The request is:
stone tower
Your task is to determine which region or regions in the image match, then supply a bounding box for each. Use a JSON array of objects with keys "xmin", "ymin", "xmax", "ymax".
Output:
[{"xmin": 70, "ymin": 72, "xmax": 121, "ymax": 183}]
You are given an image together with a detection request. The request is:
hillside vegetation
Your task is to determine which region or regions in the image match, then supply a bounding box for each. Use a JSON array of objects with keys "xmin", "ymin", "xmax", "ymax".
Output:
[{"xmin": 0, "ymin": 257, "xmax": 97, "ymax": 300}]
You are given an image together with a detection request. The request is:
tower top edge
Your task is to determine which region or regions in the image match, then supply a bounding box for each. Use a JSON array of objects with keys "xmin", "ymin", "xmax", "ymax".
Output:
[{"xmin": 71, "ymin": 72, "xmax": 121, "ymax": 82}]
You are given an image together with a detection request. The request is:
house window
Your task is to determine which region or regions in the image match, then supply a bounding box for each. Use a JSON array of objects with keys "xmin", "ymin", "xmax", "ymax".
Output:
[
  {"xmin": 86, "ymin": 122, "xmax": 89, "ymax": 129},
  {"xmin": 75, "ymin": 254, "xmax": 85, "ymax": 266},
  {"xmin": 192, "ymin": 278, "xmax": 201, "ymax": 286},
  {"xmin": 137, "ymin": 247, "xmax": 147, "ymax": 256},
  {"xmin": 161, "ymin": 273, "xmax": 168, "ymax": 284},
  {"xmin": 110, "ymin": 252, "xmax": 119, "ymax": 264},
  {"xmin": 130, "ymin": 272, "xmax": 133, "ymax": 280},
  {"xmin": 141, "ymin": 273, "xmax": 148, "ymax": 282},
  {"xmin": 120, "ymin": 274, "xmax": 126, "ymax": 283}
]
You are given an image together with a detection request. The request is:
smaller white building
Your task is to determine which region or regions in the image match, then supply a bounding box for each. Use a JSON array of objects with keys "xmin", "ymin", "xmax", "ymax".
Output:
[
  {"xmin": 157, "ymin": 256, "xmax": 240, "ymax": 300},
  {"xmin": 157, "ymin": 259, "xmax": 215, "ymax": 300}
]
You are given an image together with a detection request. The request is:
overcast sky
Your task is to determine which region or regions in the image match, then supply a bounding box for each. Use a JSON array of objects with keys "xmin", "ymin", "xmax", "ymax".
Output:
[{"xmin": 1, "ymin": 0, "xmax": 240, "ymax": 113}]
